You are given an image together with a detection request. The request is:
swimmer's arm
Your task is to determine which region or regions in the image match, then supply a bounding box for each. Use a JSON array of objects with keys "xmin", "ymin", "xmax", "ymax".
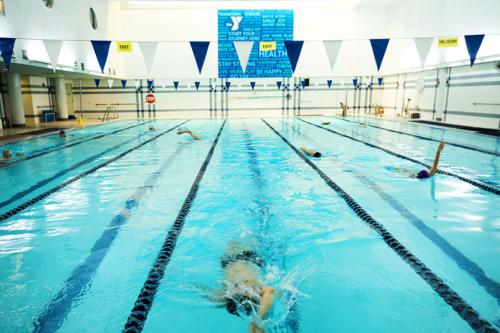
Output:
[
  {"xmin": 300, "ymin": 147, "xmax": 314, "ymax": 157},
  {"xmin": 429, "ymin": 142, "xmax": 445, "ymax": 177},
  {"xmin": 258, "ymin": 286, "xmax": 275, "ymax": 320},
  {"xmin": 177, "ymin": 130, "xmax": 201, "ymax": 139}
]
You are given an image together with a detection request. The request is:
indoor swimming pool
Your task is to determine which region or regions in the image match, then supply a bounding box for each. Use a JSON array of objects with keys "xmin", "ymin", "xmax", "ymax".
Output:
[{"xmin": 0, "ymin": 118, "xmax": 498, "ymax": 333}]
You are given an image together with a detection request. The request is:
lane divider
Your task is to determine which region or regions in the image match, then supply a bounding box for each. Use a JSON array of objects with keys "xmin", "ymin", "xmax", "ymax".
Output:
[
  {"xmin": 335, "ymin": 117, "xmax": 499, "ymax": 156},
  {"xmin": 262, "ymin": 119, "xmax": 497, "ymax": 333},
  {"xmin": 123, "ymin": 120, "xmax": 226, "ymax": 333},
  {"xmin": 0, "ymin": 121, "xmax": 153, "ymax": 168},
  {"xmin": 33, "ymin": 143, "xmax": 188, "ymax": 333},
  {"xmin": 0, "ymin": 121, "xmax": 190, "ymax": 224},
  {"xmin": 288, "ymin": 122, "xmax": 500, "ymax": 303},
  {"xmin": 298, "ymin": 118, "xmax": 500, "ymax": 196}
]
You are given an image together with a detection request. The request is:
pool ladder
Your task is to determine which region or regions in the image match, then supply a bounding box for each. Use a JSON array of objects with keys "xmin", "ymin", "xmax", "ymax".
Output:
[{"xmin": 99, "ymin": 106, "xmax": 119, "ymax": 122}]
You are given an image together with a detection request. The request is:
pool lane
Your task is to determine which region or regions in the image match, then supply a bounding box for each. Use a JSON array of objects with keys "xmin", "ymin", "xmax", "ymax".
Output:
[
  {"xmin": 298, "ymin": 118, "xmax": 499, "ymax": 194},
  {"xmin": 136, "ymin": 120, "xmax": 477, "ymax": 333},
  {"xmin": 269, "ymin": 118, "xmax": 500, "ymax": 329}
]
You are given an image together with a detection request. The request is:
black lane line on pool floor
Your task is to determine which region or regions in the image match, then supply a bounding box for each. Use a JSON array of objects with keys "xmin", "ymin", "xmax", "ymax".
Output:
[
  {"xmin": 0, "ymin": 121, "xmax": 190, "ymax": 224},
  {"xmin": 335, "ymin": 117, "xmax": 500, "ymax": 157},
  {"xmin": 298, "ymin": 118, "xmax": 500, "ymax": 196},
  {"xmin": 263, "ymin": 119, "xmax": 498, "ymax": 333},
  {"xmin": 123, "ymin": 120, "xmax": 226, "ymax": 333},
  {"xmin": 0, "ymin": 120, "xmax": 153, "ymax": 169},
  {"xmin": 287, "ymin": 122, "xmax": 500, "ymax": 302},
  {"xmin": 0, "ymin": 131, "xmax": 155, "ymax": 210},
  {"xmin": 32, "ymin": 143, "xmax": 188, "ymax": 333}
]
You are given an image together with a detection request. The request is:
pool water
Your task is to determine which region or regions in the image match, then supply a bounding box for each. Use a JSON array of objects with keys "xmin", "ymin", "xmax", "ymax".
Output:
[{"xmin": 0, "ymin": 117, "xmax": 498, "ymax": 333}]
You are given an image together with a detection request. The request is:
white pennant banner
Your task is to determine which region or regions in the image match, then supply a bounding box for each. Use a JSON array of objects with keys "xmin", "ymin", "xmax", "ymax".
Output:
[
  {"xmin": 108, "ymin": 79, "xmax": 114, "ymax": 89},
  {"xmin": 138, "ymin": 42, "xmax": 159, "ymax": 74},
  {"xmin": 43, "ymin": 40, "xmax": 63, "ymax": 71},
  {"xmin": 414, "ymin": 38, "xmax": 434, "ymax": 66},
  {"xmin": 233, "ymin": 41, "xmax": 254, "ymax": 73},
  {"xmin": 134, "ymin": 80, "xmax": 141, "ymax": 89},
  {"xmin": 323, "ymin": 40, "xmax": 342, "ymax": 71}
]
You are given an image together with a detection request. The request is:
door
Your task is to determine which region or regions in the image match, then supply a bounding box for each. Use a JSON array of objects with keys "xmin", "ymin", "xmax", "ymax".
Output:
[{"xmin": 65, "ymin": 83, "xmax": 75, "ymax": 116}]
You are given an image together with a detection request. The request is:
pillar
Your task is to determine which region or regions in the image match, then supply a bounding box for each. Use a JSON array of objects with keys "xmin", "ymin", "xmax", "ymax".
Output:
[
  {"xmin": 55, "ymin": 78, "xmax": 68, "ymax": 120},
  {"xmin": 6, "ymin": 73, "xmax": 25, "ymax": 127}
]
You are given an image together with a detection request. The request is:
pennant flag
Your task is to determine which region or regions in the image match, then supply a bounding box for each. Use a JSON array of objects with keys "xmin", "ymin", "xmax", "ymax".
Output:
[
  {"xmin": 194, "ymin": 82, "xmax": 200, "ymax": 90},
  {"xmin": 378, "ymin": 77, "xmax": 384, "ymax": 86},
  {"xmin": 173, "ymin": 81, "xmax": 179, "ymax": 90},
  {"xmin": 414, "ymin": 38, "xmax": 434, "ymax": 66},
  {"xmin": 107, "ymin": 80, "xmax": 114, "ymax": 89},
  {"xmin": 353, "ymin": 79, "xmax": 358, "ymax": 88},
  {"xmin": 327, "ymin": 80, "xmax": 333, "ymax": 88},
  {"xmin": 147, "ymin": 80, "xmax": 154, "ymax": 90},
  {"xmin": 0, "ymin": 38, "xmax": 16, "ymax": 70},
  {"xmin": 190, "ymin": 41, "xmax": 210, "ymax": 74},
  {"xmin": 134, "ymin": 80, "xmax": 140, "ymax": 90},
  {"xmin": 323, "ymin": 40, "xmax": 342, "ymax": 71},
  {"xmin": 91, "ymin": 40, "xmax": 111, "ymax": 73},
  {"xmin": 43, "ymin": 40, "xmax": 63, "ymax": 71},
  {"xmin": 250, "ymin": 82, "xmax": 256, "ymax": 90},
  {"xmin": 369, "ymin": 39, "xmax": 390, "ymax": 71},
  {"xmin": 138, "ymin": 42, "xmax": 158, "ymax": 74},
  {"xmin": 234, "ymin": 41, "xmax": 254, "ymax": 73},
  {"xmin": 277, "ymin": 81, "xmax": 282, "ymax": 90},
  {"xmin": 284, "ymin": 41, "xmax": 304, "ymax": 73},
  {"xmin": 300, "ymin": 80, "xmax": 307, "ymax": 89},
  {"xmin": 226, "ymin": 81, "xmax": 231, "ymax": 90},
  {"xmin": 465, "ymin": 34, "xmax": 485, "ymax": 66},
  {"xmin": 95, "ymin": 79, "xmax": 101, "ymax": 88},
  {"xmin": 121, "ymin": 80, "xmax": 127, "ymax": 89}
]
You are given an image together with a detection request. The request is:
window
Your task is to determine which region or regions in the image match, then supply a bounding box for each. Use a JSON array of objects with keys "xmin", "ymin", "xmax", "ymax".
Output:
[
  {"xmin": 89, "ymin": 7, "xmax": 98, "ymax": 30},
  {"xmin": 42, "ymin": 0, "xmax": 54, "ymax": 9},
  {"xmin": 0, "ymin": 0, "xmax": 5, "ymax": 16}
]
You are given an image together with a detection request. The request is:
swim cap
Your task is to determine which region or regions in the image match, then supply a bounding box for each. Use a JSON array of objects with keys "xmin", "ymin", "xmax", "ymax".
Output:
[
  {"xmin": 416, "ymin": 170, "xmax": 430, "ymax": 179},
  {"xmin": 313, "ymin": 152, "xmax": 322, "ymax": 158}
]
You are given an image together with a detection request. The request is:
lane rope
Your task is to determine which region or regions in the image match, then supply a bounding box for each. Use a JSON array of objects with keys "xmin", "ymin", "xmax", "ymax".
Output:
[
  {"xmin": 298, "ymin": 118, "xmax": 500, "ymax": 196},
  {"xmin": 263, "ymin": 119, "xmax": 498, "ymax": 333},
  {"xmin": 0, "ymin": 121, "xmax": 190, "ymax": 224},
  {"xmin": 123, "ymin": 120, "xmax": 227, "ymax": 333}
]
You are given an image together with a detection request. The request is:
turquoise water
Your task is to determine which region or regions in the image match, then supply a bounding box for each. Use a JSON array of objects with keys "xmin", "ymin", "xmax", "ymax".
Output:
[{"xmin": 0, "ymin": 118, "xmax": 498, "ymax": 333}]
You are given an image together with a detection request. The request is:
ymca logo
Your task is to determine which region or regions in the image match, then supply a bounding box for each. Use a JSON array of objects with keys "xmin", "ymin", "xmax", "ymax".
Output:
[{"xmin": 226, "ymin": 16, "xmax": 243, "ymax": 31}]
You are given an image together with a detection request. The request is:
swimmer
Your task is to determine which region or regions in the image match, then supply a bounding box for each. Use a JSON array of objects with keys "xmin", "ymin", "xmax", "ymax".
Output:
[
  {"xmin": 59, "ymin": 130, "xmax": 74, "ymax": 138},
  {"xmin": 177, "ymin": 129, "xmax": 201, "ymax": 140},
  {"xmin": 321, "ymin": 121, "xmax": 331, "ymax": 125},
  {"xmin": 209, "ymin": 241, "xmax": 275, "ymax": 333},
  {"xmin": 416, "ymin": 142, "xmax": 445, "ymax": 179},
  {"xmin": 300, "ymin": 147, "xmax": 322, "ymax": 158},
  {"xmin": 0, "ymin": 149, "xmax": 23, "ymax": 163},
  {"xmin": 148, "ymin": 126, "xmax": 156, "ymax": 132}
]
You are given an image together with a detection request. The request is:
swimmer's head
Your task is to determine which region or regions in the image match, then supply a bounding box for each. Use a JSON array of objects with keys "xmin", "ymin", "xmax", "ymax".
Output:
[
  {"xmin": 416, "ymin": 170, "xmax": 430, "ymax": 179},
  {"xmin": 2, "ymin": 149, "xmax": 11, "ymax": 159},
  {"xmin": 148, "ymin": 126, "xmax": 155, "ymax": 131},
  {"xmin": 59, "ymin": 130, "xmax": 66, "ymax": 138},
  {"xmin": 313, "ymin": 152, "xmax": 322, "ymax": 158},
  {"xmin": 225, "ymin": 295, "xmax": 258, "ymax": 317}
]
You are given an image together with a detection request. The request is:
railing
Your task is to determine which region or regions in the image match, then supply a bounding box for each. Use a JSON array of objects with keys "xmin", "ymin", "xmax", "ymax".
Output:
[
  {"xmin": 94, "ymin": 103, "xmax": 136, "ymax": 122},
  {"xmin": 472, "ymin": 102, "xmax": 500, "ymax": 106}
]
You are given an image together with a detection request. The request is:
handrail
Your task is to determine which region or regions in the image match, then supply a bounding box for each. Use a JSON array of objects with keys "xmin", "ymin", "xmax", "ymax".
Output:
[{"xmin": 473, "ymin": 102, "xmax": 500, "ymax": 106}]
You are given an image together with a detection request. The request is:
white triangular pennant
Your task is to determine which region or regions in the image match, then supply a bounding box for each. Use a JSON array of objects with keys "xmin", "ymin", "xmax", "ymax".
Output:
[
  {"xmin": 323, "ymin": 40, "xmax": 342, "ymax": 71},
  {"xmin": 414, "ymin": 38, "xmax": 434, "ymax": 66},
  {"xmin": 108, "ymin": 79, "xmax": 114, "ymax": 89},
  {"xmin": 138, "ymin": 42, "xmax": 159, "ymax": 74},
  {"xmin": 43, "ymin": 40, "xmax": 63, "ymax": 71},
  {"xmin": 233, "ymin": 41, "xmax": 254, "ymax": 73},
  {"xmin": 134, "ymin": 80, "xmax": 140, "ymax": 89}
]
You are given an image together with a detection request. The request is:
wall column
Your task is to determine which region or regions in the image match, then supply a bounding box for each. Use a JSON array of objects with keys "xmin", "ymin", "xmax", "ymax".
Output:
[
  {"xmin": 55, "ymin": 78, "xmax": 68, "ymax": 120},
  {"xmin": 6, "ymin": 73, "xmax": 25, "ymax": 127}
]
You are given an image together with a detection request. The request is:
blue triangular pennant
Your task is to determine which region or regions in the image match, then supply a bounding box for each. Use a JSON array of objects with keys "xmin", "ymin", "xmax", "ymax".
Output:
[
  {"xmin": 300, "ymin": 80, "xmax": 306, "ymax": 89},
  {"xmin": 0, "ymin": 38, "xmax": 16, "ymax": 70},
  {"xmin": 91, "ymin": 40, "xmax": 111, "ymax": 73},
  {"xmin": 277, "ymin": 81, "xmax": 282, "ymax": 90},
  {"xmin": 465, "ymin": 35, "xmax": 485, "ymax": 67},
  {"xmin": 173, "ymin": 81, "xmax": 179, "ymax": 90},
  {"xmin": 190, "ymin": 41, "xmax": 210, "ymax": 74},
  {"xmin": 378, "ymin": 77, "xmax": 384, "ymax": 86},
  {"xmin": 369, "ymin": 39, "xmax": 390, "ymax": 71},
  {"xmin": 95, "ymin": 79, "xmax": 101, "ymax": 87},
  {"xmin": 327, "ymin": 80, "xmax": 333, "ymax": 88},
  {"xmin": 121, "ymin": 80, "xmax": 127, "ymax": 89},
  {"xmin": 284, "ymin": 41, "xmax": 304, "ymax": 74},
  {"xmin": 353, "ymin": 79, "xmax": 358, "ymax": 88},
  {"xmin": 225, "ymin": 81, "xmax": 231, "ymax": 90},
  {"xmin": 250, "ymin": 82, "xmax": 256, "ymax": 90},
  {"xmin": 147, "ymin": 80, "xmax": 154, "ymax": 90},
  {"xmin": 195, "ymin": 81, "xmax": 200, "ymax": 90}
]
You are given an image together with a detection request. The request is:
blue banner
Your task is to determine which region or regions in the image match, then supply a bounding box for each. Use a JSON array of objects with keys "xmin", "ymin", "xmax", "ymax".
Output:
[
  {"xmin": 327, "ymin": 80, "xmax": 333, "ymax": 88},
  {"xmin": 121, "ymin": 80, "xmax": 127, "ymax": 89},
  {"xmin": 276, "ymin": 81, "xmax": 282, "ymax": 90},
  {"xmin": 147, "ymin": 80, "xmax": 154, "ymax": 91},
  {"xmin": 94, "ymin": 79, "xmax": 101, "ymax": 88},
  {"xmin": 190, "ymin": 42, "xmax": 210, "ymax": 74},
  {"xmin": 195, "ymin": 82, "xmax": 200, "ymax": 90},
  {"xmin": 250, "ymin": 81, "xmax": 256, "ymax": 90},
  {"xmin": 284, "ymin": 40, "xmax": 304, "ymax": 74},
  {"xmin": 91, "ymin": 40, "xmax": 111, "ymax": 73},
  {"xmin": 465, "ymin": 35, "xmax": 485, "ymax": 67},
  {"xmin": 370, "ymin": 39, "xmax": 390, "ymax": 71},
  {"xmin": 173, "ymin": 81, "xmax": 179, "ymax": 90},
  {"xmin": 218, "ymin": 9, "xmax": 294, "ymax": 78},
  {"xmin": 353, "ymin": 78, "xmax": 358, "ymax": 88},
  {"xmin": 378, "ymin": 77, "xmax": 384, "ymax": 86},
  {"xmin": 0, "ymin": 38, "xmax": 16, "ymax": 70}
]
